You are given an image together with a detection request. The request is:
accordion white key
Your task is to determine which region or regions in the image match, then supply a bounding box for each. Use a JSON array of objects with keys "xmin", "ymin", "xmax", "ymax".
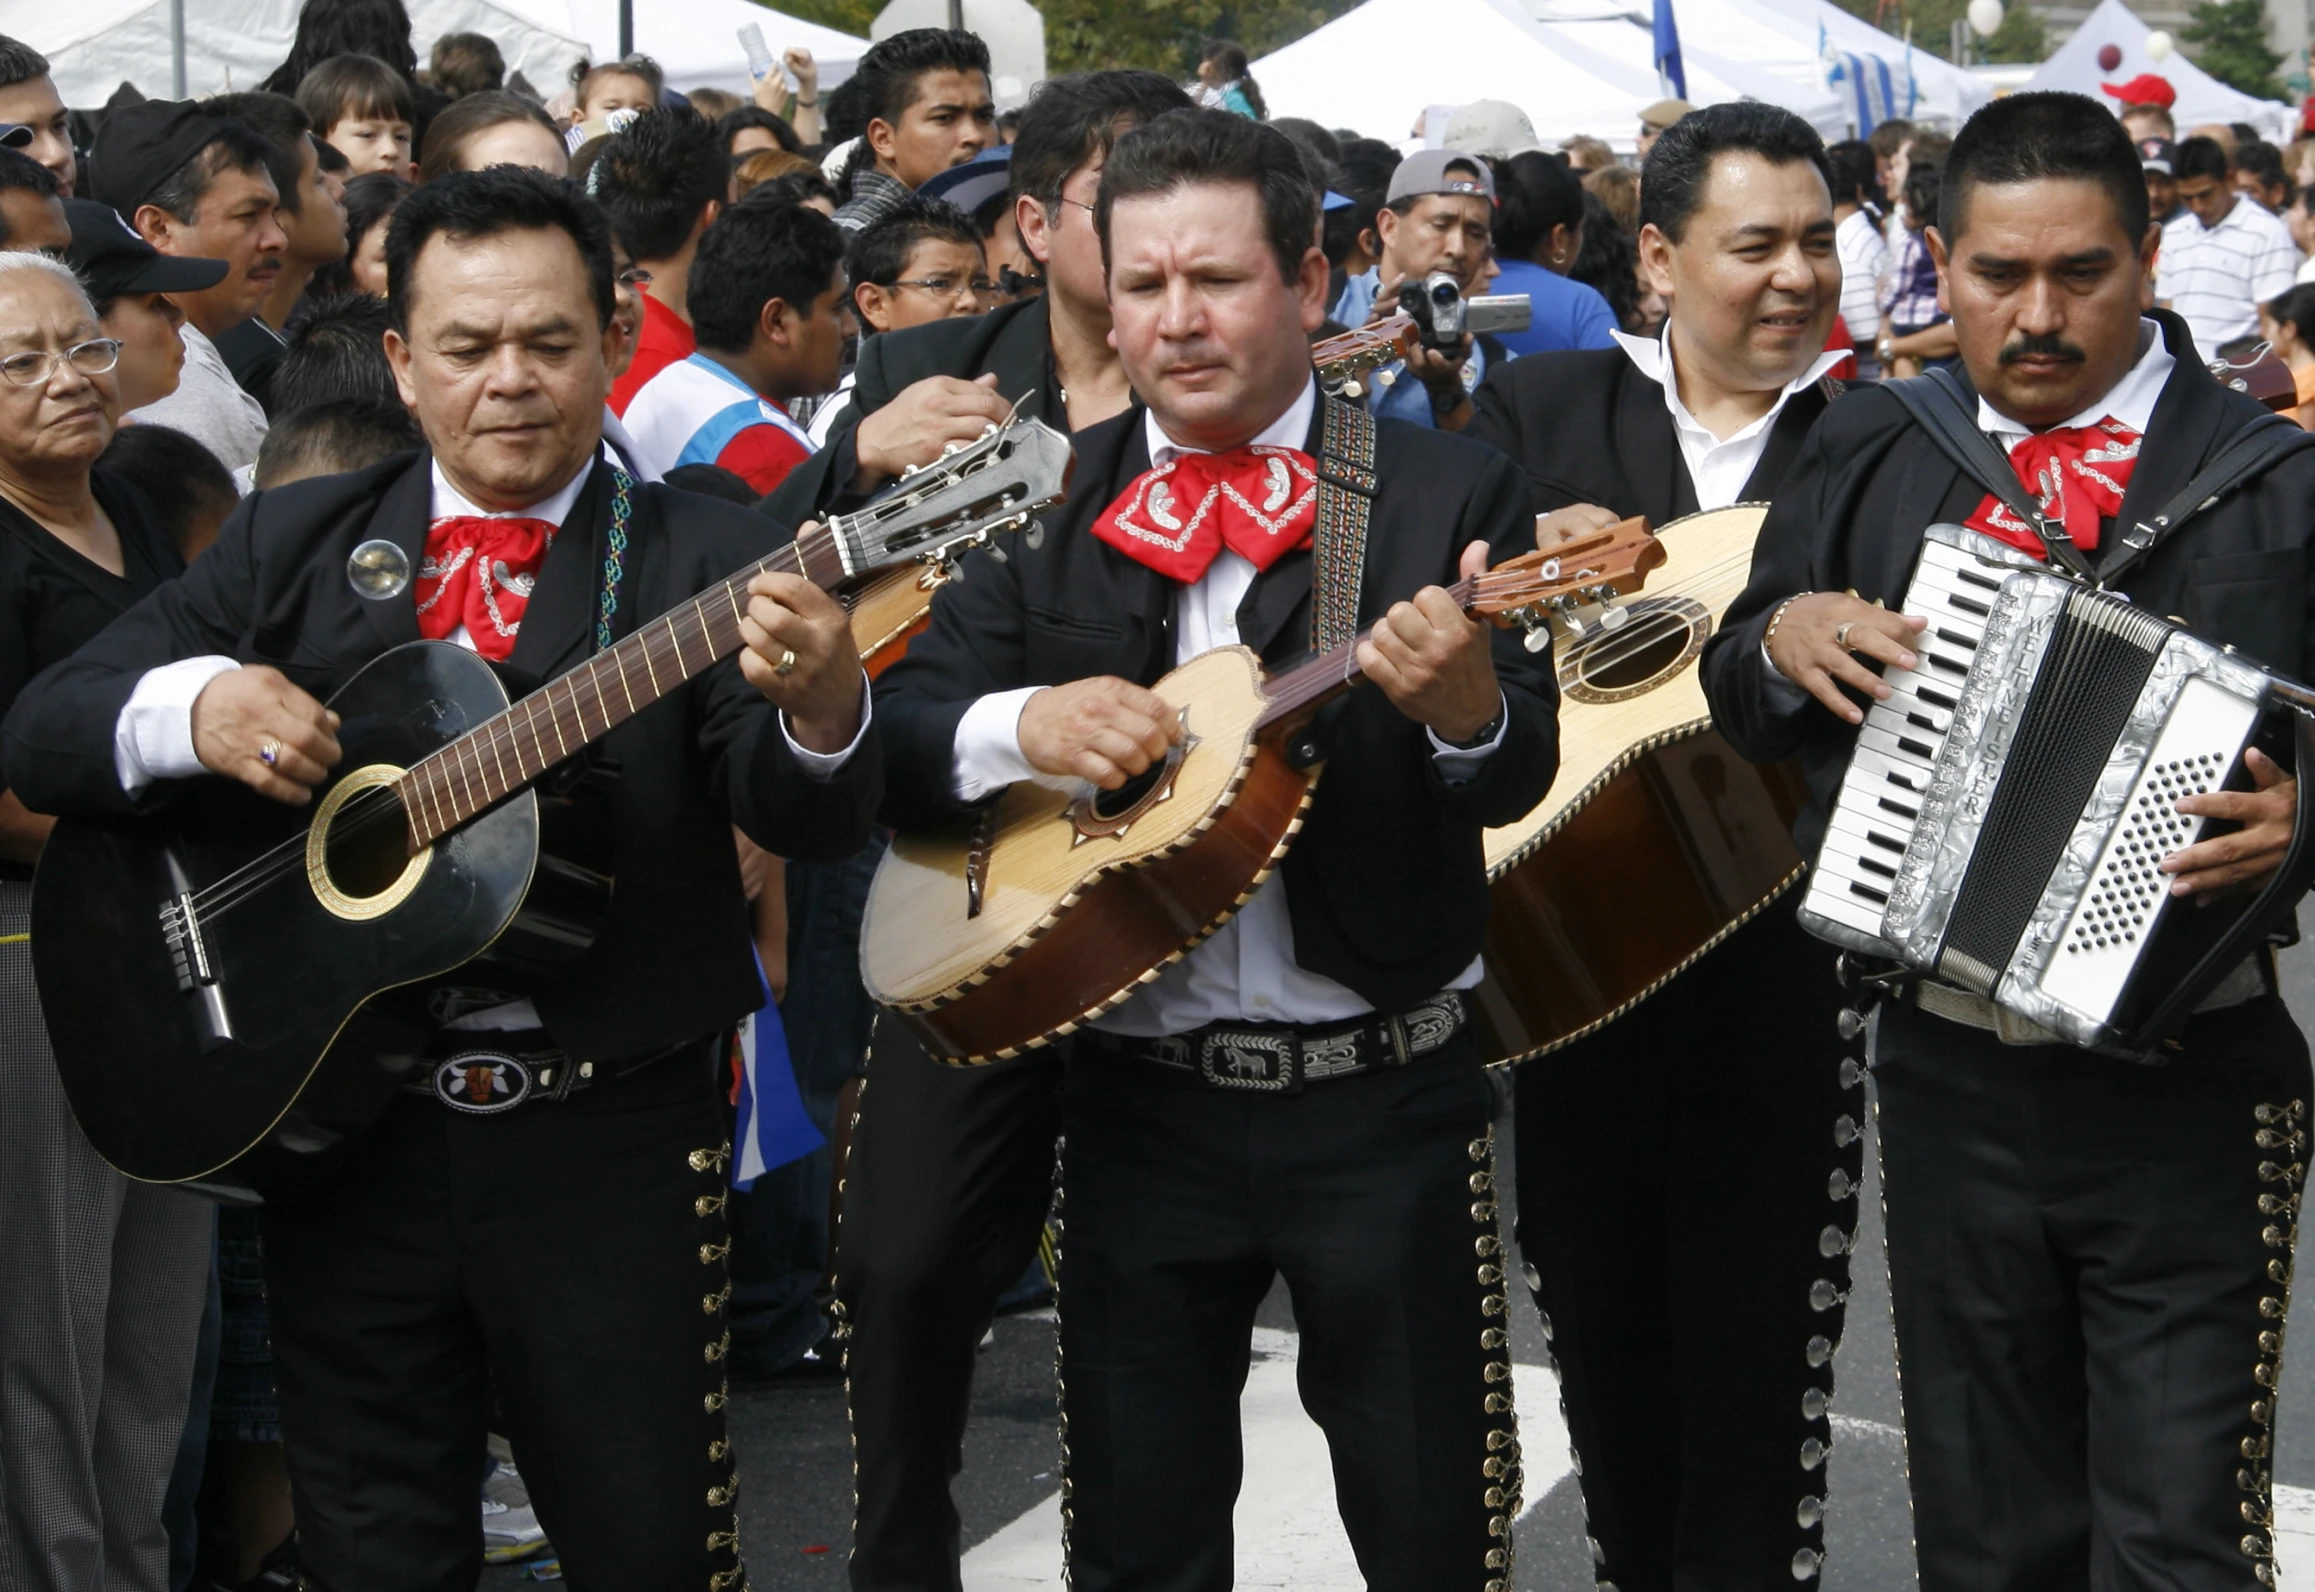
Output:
[{"xmin": 1798, "ymin": 521, "xmax": 2315, "ymax": 1056}]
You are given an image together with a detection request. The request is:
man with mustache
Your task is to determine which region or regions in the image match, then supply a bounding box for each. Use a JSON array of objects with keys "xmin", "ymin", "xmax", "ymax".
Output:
[
  {"xmin": 1460, "ymin": 100, "xmax": 1857, "ymax": 1590},
  {"xmin": 88, "ymin": 101, "xmax": 287, "ymax": 473},
  {"xmin": 1704, "ymin": 91, "xmax": 2315, "ymax": 1588}
]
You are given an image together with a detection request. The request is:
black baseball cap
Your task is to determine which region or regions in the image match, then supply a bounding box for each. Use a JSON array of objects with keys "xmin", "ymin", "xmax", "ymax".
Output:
[
  {"xmin": 2139, "ymin": 137, "xmax": 2179, "ymax": 176},
  {"xmin": 63, "ymin": 198, "xmax": 228, "ymax": 301},
  {"xmin": 87, "ymin": 100, "xmax": 236, "ymax": 214}
]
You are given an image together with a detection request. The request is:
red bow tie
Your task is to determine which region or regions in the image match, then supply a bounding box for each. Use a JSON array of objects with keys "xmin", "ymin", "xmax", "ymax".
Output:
[
  {"xmin": 1090, "ymin": 445, "xmax": 1319, "ymax": 584},
  {"xmin": 415, "ymin": 515, "xmax": 557, "ymax": 661},
  {"xmin": 1964, "ymin": 418, "xmax": 2141, "ymax": 558}
]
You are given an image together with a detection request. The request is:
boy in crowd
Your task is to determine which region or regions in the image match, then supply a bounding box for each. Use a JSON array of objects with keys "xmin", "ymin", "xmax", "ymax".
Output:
[
  {"xmin": 295, "ymin": 53, "xmax": 416, "ymax": 179},
  {"xmin": 594, "ymin": 105, "xmax": 731, "ymax": 412},
  {"xmin": 831, "ymin": 29, "xmax": 996, "ymax": 232},
  {"xmin": 0, "ymin": 34, "xmax": 73, "ymax": 195},
  {"xmin": 808, "ymin": 194, "xmax": 987, "ymax": 445}
]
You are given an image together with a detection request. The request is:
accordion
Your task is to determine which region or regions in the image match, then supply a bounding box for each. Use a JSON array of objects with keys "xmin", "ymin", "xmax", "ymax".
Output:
[{"xmin": 1798, "ymin": 522, "xmax": 2315, "ymax": 1057}]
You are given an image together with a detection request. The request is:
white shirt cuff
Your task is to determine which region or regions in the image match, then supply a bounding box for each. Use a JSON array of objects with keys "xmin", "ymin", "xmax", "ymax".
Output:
[
  {"xmin": 780, "ymin": 672, "xmax": 873, "ymax": 781},
  {"xmin": 114, "ymin": 656, "xmax": 241, "ymax": 793},
  {"xmin": 1427, "ymin": 689, "xmax": 1509, "ymax": 782},
  {"xmin": 952, "ymin": 686, "xmax": 1047, "ymax": 801}
]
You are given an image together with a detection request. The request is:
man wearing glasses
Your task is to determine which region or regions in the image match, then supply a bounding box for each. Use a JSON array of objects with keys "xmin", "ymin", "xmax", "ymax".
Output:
[
  {"xmin": 805, "ymin": 194, "xmax": 992, "ymax": 447},
  {"xmin": 622, "ymin": 197, "xmax": 849, "ymax": 496}
]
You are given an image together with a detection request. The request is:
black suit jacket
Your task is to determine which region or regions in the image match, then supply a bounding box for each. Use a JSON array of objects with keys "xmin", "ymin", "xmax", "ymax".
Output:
[
  {"xmin": 1701, "ymin": 312, "xmax": 2315, "ymax": 856},
  {"xmin": 2, "ymin": 454, "xmax": 882, "ymax": 1061},
  {"xmin": 1464, "ymin": 346, "xmax": 1833, "ymax": 520},
  {"xmin": 764, "ymin": 296, "xmax": 1060, "ymax": 527},
  {"xmin": 872, "ymin": 398, "xmax": 1561, "ymax": 1014}
]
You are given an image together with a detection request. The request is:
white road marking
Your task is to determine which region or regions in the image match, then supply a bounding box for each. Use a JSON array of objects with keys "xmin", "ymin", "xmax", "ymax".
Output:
[{"xmin": 962, "ymin": 1327, "xmax": 1567, "ymax": 1589}]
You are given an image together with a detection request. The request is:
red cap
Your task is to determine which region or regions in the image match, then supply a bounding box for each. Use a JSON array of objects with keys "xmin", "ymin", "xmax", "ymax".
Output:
[{"xmin": 2100, "ymin": 72, "xmax": 2176, "ymax": 107}]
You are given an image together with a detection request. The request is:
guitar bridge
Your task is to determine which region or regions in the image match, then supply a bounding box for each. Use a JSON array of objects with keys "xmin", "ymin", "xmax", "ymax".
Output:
[{"xmin": 159, "ymin": 854, "xmax": 234, "ymax": 1047}]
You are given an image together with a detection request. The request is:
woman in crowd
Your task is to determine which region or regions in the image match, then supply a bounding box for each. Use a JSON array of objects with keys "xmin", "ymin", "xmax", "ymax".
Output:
[
  {"xmin": 412, "ymin": 89, "xmax": 567, "ymax": 183},
  {"xmin": 0, "ymin": 250, "xmax": 206, "ymax": 1592},
  {"xmin": 2260, "ymin": 282, "xmax": 2315, "ymax": 428},
  {"xmin": 1193, "ymin": 41, "xmax": 1266, "ymax": 119}
]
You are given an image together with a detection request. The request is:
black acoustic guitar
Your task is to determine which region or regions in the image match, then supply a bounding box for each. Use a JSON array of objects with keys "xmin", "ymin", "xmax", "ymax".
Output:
[{"xmin": 35, "ymin": 417, "xmax": 1072, "ymax": 1192}]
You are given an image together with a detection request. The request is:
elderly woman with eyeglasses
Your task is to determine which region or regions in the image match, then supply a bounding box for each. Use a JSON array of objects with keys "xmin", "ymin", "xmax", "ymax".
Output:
[{"xmin": 0, "ymin": 249, "xmax": 206, "ymax": 1591}]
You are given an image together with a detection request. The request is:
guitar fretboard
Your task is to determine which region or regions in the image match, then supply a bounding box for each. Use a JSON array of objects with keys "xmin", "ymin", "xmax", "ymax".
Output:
[
  {"xmin": 394, "ymin": 527, "xmax": 852, "ymax": 852},
  {"xmin": 1252, "ymin": 573, "xmax": 1483, "ymax": 734}
]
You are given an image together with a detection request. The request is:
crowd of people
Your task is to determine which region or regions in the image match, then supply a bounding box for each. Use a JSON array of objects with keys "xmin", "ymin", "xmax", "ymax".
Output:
[{"xmin": 0, "ymin": 4, "xmax": 2311, "ymax": 1592}]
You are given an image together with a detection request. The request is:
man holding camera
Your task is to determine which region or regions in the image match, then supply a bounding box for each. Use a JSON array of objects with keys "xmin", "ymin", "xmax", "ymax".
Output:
[{"xmin": 1332, "ymin": 149, "xmax": 1499, "ymax": 431}]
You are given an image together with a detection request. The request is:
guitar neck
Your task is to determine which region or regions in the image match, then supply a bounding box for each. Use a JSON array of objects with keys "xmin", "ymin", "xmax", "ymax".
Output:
[
  {"xmin": 395, "ymin": 522, "xmax": 855, "ymax": 851},
  {"xmin": 1252, "ymin": 573, "xmax": 1481, "ymax": 737}
]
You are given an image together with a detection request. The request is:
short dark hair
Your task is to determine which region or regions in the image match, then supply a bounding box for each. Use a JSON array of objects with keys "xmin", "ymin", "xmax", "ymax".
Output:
[
  {"xmin": 413, "ymin": 90, "xmax": 561, "ymax": 185},
  {"xmin": 253, "ymin": 396, "xmax": 422, "ymax": 487},
  {"xmin": 294, "ymin": 53, "xmax": 414, "ymax": 137},
  {"xmin": 1825, "ymin": 138, "xmax": 1878, "ymax": 207},
  {"xmin": 0, "ymin": 145, "xmax": 60, "ymax": 218},
  {"xmin": 314, "ymin": 136, "xmax": 351, "ymax": 176},
  {"xmin": 144, "ymin": 120, "xmax": 281, "ymax": 225},
  {"xmin": 850, "ymin": 28, "xmax": 990, "ymax": 131},
  {"xmin": 1940, "ymin": 92, "xmax": 2150, "ymax": 245},
  {"xmin": 751, "ymin": 167, "xmax": 841, "ymax": 214},
  {"xmin": 1866, "ymin": 119, "xmax": 1914, "ymax": 161},
  {"xmin": 1009, "ymin": 70, "xmax": 1193, "ymax": 209},
  {"xmin": 98, "ymin": 424, "xmax": 236, "ymax": 552},
  {"xmin": 430, "ymin": 31, "xmax": 504, "ymax": 99},
  {"xmin": 689, "ymin": 197, "xmax": 847, "ymax": 353},
  {"xmin": 591, "ymin": 105, "xmax": 729, "ymax": 263},
  {"xmin": 847, "ymin": 193, "xmax": 982, "ymax": 293},
  {"xmin": 1493, "ymin": 150, "xmax": 1586, "ymax": 262},
  {"xmin": 205, "ymin": 92, "xmax": 314, "ymax": 217},
  {"xmin": 1639, "ymin": 100, "xmax": 1831, "ymax": 242},
  {"xmin": 0, "ymin": 34, "xmax": 48, "ymax": 89},
  {"xmin": 309, "ymin": 170, "xmax": 409, "ymax": 295},
  {"xmin": 275, "ymin": 290, "xmax": 398, "ymax": 410},
  {"xmin": 1270, "ymin": 118, "xmax": 1340, "ymax": 168},
  {"xmin": 1328, "ymin": 135, "xmax": 1397, "ymax": 264},
  {"xmin": 385, "ymin": 165, "xmax": 614, "ymax": 331},
  {"xmin": 2266, "ymin": 282, "xmax": 2315, "ymax": 342},
  {"xmin": 2236, "ymin": 137, "xmax": 2292, "ymax": 201},
  {"xmin": 716, "ymin": 105, "xmax": 800, "ymax": 157},
  {"xmin": 1096, "ymin": 107, "xmax": 1314, "ymax": 286}
]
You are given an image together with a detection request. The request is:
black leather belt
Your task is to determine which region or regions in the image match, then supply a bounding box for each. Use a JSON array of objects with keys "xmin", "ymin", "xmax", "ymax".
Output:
[
  {"xmin": 1074, "ymin": 991, "xmax": 1467, "ymax": 1094},
  {"xmin": 401, "ymin": 1034, "xmax": 695, "ymax": 1115}
]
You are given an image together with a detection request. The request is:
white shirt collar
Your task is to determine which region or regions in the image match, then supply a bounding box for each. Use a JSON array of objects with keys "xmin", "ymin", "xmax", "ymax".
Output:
[
  {"xmin": 428, "ymin": 457, "xmax": 597, "ymax": 528},
  {"xmin": 1612, "ymin": 323, "xmax": 1847, "ymax": 447},
  {"xmin": 1974, "ymin": 318, "xmax": 2174, "ymax": 444},
  {"xmin": 1144, "ymin": 377, "xmax": 1319, "ymax": 470}
]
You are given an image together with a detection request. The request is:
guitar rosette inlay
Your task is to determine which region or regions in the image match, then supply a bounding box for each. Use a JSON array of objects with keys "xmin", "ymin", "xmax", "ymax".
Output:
[
  {"xmin": 1558, "ymin": 596, "xmax": 1712, "ymax": 705},
  {"xmin": 305, "ymin": 763, "xmax": 433, "ymax": 921}
]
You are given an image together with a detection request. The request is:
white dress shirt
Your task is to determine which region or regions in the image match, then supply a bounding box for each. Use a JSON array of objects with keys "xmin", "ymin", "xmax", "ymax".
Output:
[
  {"xmin": 1612, "ymin": 326, "xmax": 1850, "ymax": 513},
  {"xmin": 949, "ymin": 379, "xmax": 1503, "ymax": 1036}
]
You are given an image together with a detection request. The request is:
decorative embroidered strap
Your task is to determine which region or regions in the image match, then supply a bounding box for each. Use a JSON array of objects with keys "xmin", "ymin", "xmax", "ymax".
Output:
[
  {"xmin": 1311, "ymin": 398, "xmax": 1378, "ymax": 652},
  {"xmin": 596, "ymin": 467, "xmax": 634, "ymax": 654}
]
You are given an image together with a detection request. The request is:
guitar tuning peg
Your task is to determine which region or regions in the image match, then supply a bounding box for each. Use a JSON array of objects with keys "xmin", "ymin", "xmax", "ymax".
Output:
[
  {"xmin": 1597, "ymin": 604, "xmax": 1630, "ymax": 632},
  {"xmin": 1372, "ymin": 368, "xmax": 1396, "ymax": 388},
  {"xmin": 1522, "ymin": 623, "xmax": 1551, "ymax": 653},
  {"xmin": 1343, "ymin": 379, "xmax": 1364, "ymax": 398}
]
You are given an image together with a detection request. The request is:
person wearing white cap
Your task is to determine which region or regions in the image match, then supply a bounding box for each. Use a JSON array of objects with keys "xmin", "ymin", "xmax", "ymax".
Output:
[
  {"xmin": 1442, "ymin": 100, "xmax": 1541, "ymax": 161},
  {"xmin": 1333, "ymin": 148, "xmax": 1499, "ymax": 430}
]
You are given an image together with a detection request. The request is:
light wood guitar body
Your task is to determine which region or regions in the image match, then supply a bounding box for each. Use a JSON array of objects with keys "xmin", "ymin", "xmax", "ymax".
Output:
[
  {"xmin": 1471, "ymin": 504, "xmax": 1811, "ymax": 1064},
  {"xmin": 847, "ymin": 563, "xmax": 950, "ymax": 677}
]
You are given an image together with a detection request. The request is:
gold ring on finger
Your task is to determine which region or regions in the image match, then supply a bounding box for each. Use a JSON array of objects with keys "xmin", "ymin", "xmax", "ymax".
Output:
[
  {"xmin": 259, "ymin": 736, "xmax": 282, "ymax": 768},
  {"xmin": 774, "ymin": 648, "xmax": 798, "ymax": 677},
  {"xmin": 1833, "ymin": 622, "xmax": 1855, "ymax": 650}
]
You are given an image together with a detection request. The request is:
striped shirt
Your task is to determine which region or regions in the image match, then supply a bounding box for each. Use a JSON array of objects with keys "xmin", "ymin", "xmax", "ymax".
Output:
[
  {"xmin": 1836, "ymin": 209, "xmax": 1889, "ymax": 381},
  {"xmin": 2156, "ymin": 198, "xmax": 2301, "ymax": 358},
  {"xmin": 623, "ymin": 353, "xmax": 816, "ymax": 497}
]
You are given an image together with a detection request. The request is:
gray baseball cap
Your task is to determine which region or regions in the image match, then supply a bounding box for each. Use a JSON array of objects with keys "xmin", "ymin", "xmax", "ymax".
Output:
[{"xmin": 1385, "ymin": 148, "xmax": 1496, "ymax": 206}]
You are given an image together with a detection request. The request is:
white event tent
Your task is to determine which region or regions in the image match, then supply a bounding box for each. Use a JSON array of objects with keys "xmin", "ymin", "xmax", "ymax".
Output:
[
  {"xmin": 2025, "ymin": 0, "xmax": 2292, "ymax": 141},
  {"xmin": 1252, "ymin": 0, "xmax": 1846, "ymax": 150},
  {"xmin": 1671, "ymin": 0, "xmax": 1991, "ymax": 127},
  {"xmin": 0, "ymin": 0, "xmax": 863, "ymax": 108}
]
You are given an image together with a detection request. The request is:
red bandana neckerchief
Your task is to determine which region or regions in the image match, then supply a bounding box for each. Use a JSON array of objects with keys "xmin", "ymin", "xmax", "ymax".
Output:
[
  {"xmin": 1090, "ymin": 444, "xmax": 1320, "ymax": 584},
  {"xmin": 415, "ymin": 515, "xmax": 558, "ymax": 661},
  {"xmin": 1963, "ymin": 418, "xmax": 2142, "ymax": 559}
]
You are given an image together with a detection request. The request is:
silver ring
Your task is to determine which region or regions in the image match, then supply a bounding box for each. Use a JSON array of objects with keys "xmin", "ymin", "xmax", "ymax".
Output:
[
  {"xmin": 1833, "ymin": 622, "xmax": 1855, "ymax": 650},
  {"xmin": 773, "ymin": 648, "xmax": 797, "ymax": 677},
  {"xmin": 258, "ymin": 737, "xmax": 281, "ymax": 768}
]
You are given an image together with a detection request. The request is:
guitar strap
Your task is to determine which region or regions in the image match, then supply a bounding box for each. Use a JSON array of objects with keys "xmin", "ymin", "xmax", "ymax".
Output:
[{"xmin": 1311, "ymin": 397, "xmax": 1379, "ymax": 651}]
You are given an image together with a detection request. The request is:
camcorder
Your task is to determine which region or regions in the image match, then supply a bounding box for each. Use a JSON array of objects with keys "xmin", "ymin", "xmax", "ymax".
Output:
[{"xmin": 1397, "ymin": 272, "xmax": 1532, "ymax": 354}]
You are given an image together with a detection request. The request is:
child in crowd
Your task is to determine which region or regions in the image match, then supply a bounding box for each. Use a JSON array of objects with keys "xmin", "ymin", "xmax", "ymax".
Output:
[
  {"xmin": 571, "ymin": 56, "xmax": 662, "ymax": 130},
  {"xmin": 294, "ymin": 52, "xmax": 416, "ymax": 178}
]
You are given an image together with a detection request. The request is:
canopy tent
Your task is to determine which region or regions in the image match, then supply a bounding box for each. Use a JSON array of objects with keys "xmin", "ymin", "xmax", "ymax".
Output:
[
  {"xmin": 1716, "ymin": 0, "xmax": 1991, "ymax": 127},
  {"xmin": 2024, "ymin": 0, "xmax": 2292, "ymax": 142},
  {"xmin": 1252, "ymin": 0, "xmax": 1844, "ymax": 150},
  {"xmin": 0, "ymin": 0, "xmax": 861, "ymax": 109}
]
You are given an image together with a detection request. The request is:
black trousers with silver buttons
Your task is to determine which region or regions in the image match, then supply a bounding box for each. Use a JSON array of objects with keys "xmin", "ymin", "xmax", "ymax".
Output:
[
  {"xmin": 1511, "ymin": 899, "xmax": 1862, "ymax": 1590},
  {"xmin": 1874, "ymin": 994, "xmax": 2310, "ymax": 1592},
  {"xmin": 256, "ymin": 1046, "xmax": 745, "ymax": 1592},
  {"xmin": 1058, "ymin": 1032, "xmax": 1516, "ymax": 1592}
]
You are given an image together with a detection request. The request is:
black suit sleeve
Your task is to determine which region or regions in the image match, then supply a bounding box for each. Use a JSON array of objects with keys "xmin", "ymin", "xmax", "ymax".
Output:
[
  {"xmin": 1464, "ymin": 361, "xmax": 1601, "ymax": 518},
  {"xmin": 4, "ymin": 489, "xmax": 267, "ymax": 819}
]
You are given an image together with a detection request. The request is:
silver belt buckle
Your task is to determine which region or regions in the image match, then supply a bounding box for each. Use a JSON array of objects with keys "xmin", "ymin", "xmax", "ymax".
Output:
[
  {"xmin": 1197, "ymin": 1030, "xmax": 1297, "ymax": 1092},
  {"xmin": 430, "ymin": 1050, "xmax": 534, "ymax": 1113}
]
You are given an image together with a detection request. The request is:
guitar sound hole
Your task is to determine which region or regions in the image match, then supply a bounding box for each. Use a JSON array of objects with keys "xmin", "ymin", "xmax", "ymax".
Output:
[
  {"xmin": 1560, "ymin": 597, "xmax": 1712, "ymax": 705},
  {"xmin": 1090, "ymin": 761, "xmax": 1168, "ymax": 823},
  {"xmin": 322, "ymin": 789, "xmax": 416, "ymax": 900}
]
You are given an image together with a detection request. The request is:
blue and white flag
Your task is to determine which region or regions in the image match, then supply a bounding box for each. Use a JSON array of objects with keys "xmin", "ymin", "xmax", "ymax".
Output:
[
  {"xmin": 730, "ymin": 953, "xmax": 825, "ymax": 1190},
  {"xmin": 1821, "ymin": 21, "xmax": 1904, "ymax": 134},
  {"xmin": 1654, "ymin": 0, "xmax": 1687, "ymax": 99}
]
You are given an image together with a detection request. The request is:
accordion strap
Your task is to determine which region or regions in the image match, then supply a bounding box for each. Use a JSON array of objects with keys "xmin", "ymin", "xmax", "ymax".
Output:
[{"xmin": 2104, "ymin": 415, "xmax": 2315, "ymax": 584}]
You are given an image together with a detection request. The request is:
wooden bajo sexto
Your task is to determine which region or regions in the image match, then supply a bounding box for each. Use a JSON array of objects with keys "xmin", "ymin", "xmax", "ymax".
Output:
[
  {"xmin": 34, "ymin": 415, "xmax": 1071, "ymax": 1190},
  {"xmin": 859, "ymin": 524, "xmax": 1666, "ymax": 1064}
]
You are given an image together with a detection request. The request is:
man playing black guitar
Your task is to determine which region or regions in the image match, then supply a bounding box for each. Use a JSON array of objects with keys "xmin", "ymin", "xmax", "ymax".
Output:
[
  {"xmin": 1460, "ymin": 103, "xmax": 1859, "ymax": 1588},
  {"xmin": 2, "ymin": 168, "xmax": 879, "ymax": 1589},
  {"xmin": 871, "ymin": 108, "xmax": 1557, "ymax": 1589},
  {"xmin": 1703, "ymin": 93, "xmax": 2315, "ymax": 1588}
]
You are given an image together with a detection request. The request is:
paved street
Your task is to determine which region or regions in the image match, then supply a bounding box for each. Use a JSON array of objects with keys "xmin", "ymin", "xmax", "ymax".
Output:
[{"xmin": 487, "ymin": 916, "xmax": 2315, "ymax": 1590}]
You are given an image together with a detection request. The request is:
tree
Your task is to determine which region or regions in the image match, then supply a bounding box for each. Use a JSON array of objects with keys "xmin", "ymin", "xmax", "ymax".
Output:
[
  {"xmin": 1979, "ymin": 3, "xmax": 2046, "ymax": 64},
  {"xmin": 2181, "ymin": 0, "xmax": 2287, "ymax": 101}
]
